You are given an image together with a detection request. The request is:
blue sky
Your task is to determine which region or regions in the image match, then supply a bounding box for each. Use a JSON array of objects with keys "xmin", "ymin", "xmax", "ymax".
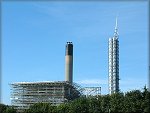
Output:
[{"xmin": 2, "ymin": 1, "xmax": 148, "ymax": 105}]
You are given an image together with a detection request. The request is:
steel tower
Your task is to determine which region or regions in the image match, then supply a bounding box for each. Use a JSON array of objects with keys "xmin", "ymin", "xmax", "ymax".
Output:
[{"xmin": 108, "ymin": 18, "xmax": 119, "ymax": 94}]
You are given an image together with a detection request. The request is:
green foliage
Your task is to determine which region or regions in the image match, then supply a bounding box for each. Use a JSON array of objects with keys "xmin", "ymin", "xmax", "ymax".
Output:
[
  {"xmin": 0, "ymin": 104, "xmax": 7, "ymax": 113},
  {"xmin": 4, "ymin": 106, "xmax": 17, "ymax": 113},
  {"xmin": 0, "ymin": 104, "xmax": 17, "ymax": 113},
  {"xmin": 25, "ymin": 103, "xmax": 57, "ymax": 113},
  {"xmin": 57, "ymin": 103, "xmax": 70, "ymax": 113},
  {"xmin": 124, "ymin": 90, "xmax": 143, "ymax": 113},
  {"xmin": 99, "ymin": 95, "xmax": 110, "ymax": 113},
  {"xmin": 69, "ymin": 97, "xmax": 89, "ymax": 113},
  {"xmin": 88, "ymin": 97, "xmax": 102, "ymax": 113},
  {"xmin": 142, "ymin": 86, "xmax": 150, "ymax": 113},
  {"xmin": 109, "ymin": 93, "xmax": 124, "ymax": 113}
]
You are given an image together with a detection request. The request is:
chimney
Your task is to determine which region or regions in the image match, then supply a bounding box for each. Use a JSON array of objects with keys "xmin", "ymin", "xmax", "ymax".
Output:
[{"xmin": 65, "ymin": 42, "xmax": 73, "ymax": 84}]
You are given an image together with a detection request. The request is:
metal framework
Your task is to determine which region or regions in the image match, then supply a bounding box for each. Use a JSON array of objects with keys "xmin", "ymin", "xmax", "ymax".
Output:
[
  {"xmin": 10, "ymin": 81, "xmax": 81, "ymax": 111},
  {"xmin": 81, "ymin": 87, "xmax": 101, "ymax": 97},
  {"xmin": 108, "ymin": 18, "xmax": 119, "ymax": 94}
]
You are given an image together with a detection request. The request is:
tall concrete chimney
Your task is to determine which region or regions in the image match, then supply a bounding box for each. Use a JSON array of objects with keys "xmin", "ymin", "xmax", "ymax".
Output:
[{"xmin": 65, "ymin": 42, "xmax": 73, "ymax": 83}]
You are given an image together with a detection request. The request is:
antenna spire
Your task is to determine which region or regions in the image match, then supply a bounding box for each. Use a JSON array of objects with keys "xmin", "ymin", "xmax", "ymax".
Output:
[
  {"xmin": 115, "ymin": 17, "xmax": 118, "ymax": 30},
  {"xmin": 114, "ymin": 17, "xmax": 119, "ymax": 37}
]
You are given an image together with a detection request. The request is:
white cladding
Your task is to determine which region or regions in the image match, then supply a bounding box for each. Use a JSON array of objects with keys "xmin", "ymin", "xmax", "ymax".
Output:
[{"xmin": 108, "ymin": 18, "xmax": 119, "ymax": 94}]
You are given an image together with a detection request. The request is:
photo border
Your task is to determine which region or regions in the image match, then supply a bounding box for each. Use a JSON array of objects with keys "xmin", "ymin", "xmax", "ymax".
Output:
[{"xmin": 0, "ymin": 0, "xmax": 149, "ymax": 104}]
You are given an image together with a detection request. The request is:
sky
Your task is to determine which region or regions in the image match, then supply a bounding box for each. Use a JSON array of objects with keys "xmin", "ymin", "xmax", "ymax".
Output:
[{"xmin": 1, "ymin": 1, "xmax": 149, "ymax": 105}]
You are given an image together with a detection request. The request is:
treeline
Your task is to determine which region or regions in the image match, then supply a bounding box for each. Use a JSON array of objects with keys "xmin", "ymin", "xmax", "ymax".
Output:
[
  {"xmin": 1, "ymin": 87, "xmax": 150, "ymax": 113},
  {"xmin": 0, "ymin": 104, "xmax": 17, "ymax": 113}
]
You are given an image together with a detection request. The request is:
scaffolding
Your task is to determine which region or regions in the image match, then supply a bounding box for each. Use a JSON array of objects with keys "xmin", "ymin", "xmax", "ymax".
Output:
[
  {"xmin": 81, "ymin": 87, "xmax": 101, "ymax": 97},
  {"xmin": 10, "ymin": 81, "xmax": 81, "ymax": 111}
]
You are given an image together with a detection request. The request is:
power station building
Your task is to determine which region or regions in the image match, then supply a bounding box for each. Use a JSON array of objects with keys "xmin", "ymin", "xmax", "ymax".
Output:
[
  {"xmin": 10, "ymin": 42, "xmax": 82, "ymax": 111},
  {"xmin": 108, "ymin": 18, "xmax": 120, "ymax": 94},
  {"xmin": 10, "ymin": 81, "xmax": 81, "ymax": 111}
]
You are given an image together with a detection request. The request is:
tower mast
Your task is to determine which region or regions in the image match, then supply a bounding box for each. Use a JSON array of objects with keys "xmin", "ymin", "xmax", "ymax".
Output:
[
  {"xmin": 114, "ymin": 17, "xmax": 119, "ymax": 37},
  {"xmin": 108, "ymin": 18, "xmax": 119, "ymax": 94}
]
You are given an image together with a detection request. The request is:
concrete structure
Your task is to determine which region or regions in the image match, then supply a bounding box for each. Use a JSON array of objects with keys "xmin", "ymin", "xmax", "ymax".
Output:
[
  {"xmin": 65, "ymin": 42, "xmax": 73, "ymax": 84},
  {"xmin": 108, "ymin": 18, "xmax": 119, "ymax": 94},
  {"xmin": 10, "ymin": 81, "xmax": 81, "ymax": 111}
]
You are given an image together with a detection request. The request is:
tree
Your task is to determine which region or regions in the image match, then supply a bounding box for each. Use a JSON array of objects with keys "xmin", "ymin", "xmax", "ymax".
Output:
[
  {"xmin": 109, "ymin": 93, "xmax": 124, "ymax": 113},
  {"xmin": 4, "ymin": 106, "xmax": 17, "ymax": 113},
  {"xmin": 100, "ymin": 94, "xmax": 110, "ymax": 113},
  {"xmin": 25, "ymin": 103, "xmax": 57, "ymax": 113},
  {"xmin": 124, "ymin": 90, "xmax": 143, "ymax": 113},
  {"xmin": 0, "ymin": 104, "xmax": 17, "ymax": 113},
  {"xmin": 68, "ymin": 97, "xmax": 89, "ymax": 113},
  {"xmin": 57, "ymin": 103, "xmax": 70, "ymax": 113},
  {"xmin": 0, "ymin": 104, "xmax": 7, "ymax": 113},
  {"xmin": 141, "ymin": 86, "xmax": 150, "ymax": 113},
  {"xmin": 88, "ymin": 96, "xmax": 102, "ymax": 113}
]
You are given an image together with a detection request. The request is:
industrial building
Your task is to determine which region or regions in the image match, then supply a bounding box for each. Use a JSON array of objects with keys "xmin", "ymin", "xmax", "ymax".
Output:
[
  {"xmin": 10, "ymin": 42, "xmax": 83, "ymax": 111},
  {"xmin": 108, "ymin": 18, "xmax": 120, "ymax": 94},
  {"xmin": 10, "ymin": 81, "xmax": 81, "ymax": 111}
]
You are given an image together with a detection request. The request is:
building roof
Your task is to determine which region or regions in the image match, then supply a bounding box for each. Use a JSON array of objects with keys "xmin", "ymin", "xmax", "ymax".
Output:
[{"xmin": 10, "ymin": 81, "xmax": 71, "ymax": 85}]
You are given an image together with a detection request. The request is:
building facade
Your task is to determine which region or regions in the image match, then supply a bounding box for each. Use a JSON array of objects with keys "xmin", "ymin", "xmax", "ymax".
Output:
[
  {"xmin": 10, "ymin": 81, "xmax": 81, "ymax": 111},
  {"xmin": 108, "ymin": 18, "xmax": 119, "ymax": 94}
]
